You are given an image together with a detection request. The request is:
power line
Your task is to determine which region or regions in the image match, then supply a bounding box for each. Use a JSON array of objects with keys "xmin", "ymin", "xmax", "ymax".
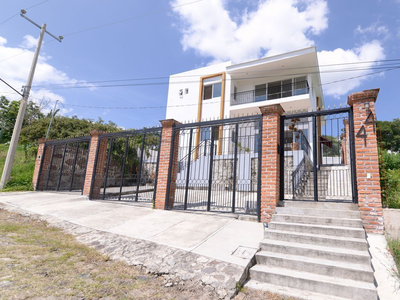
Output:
[
  {"xmin": 27, "ymin": 58, "xmax": 400, "ymax": 89},
  {"xmin": 27, "ymin": 64, "xmax": 400, "ymax": 91},
  {"xmin": 0, "ymin": 78, "xmax": 23, "ymax": 96},
  {"xmin": 0, "ymin": 0, "xmax": 50, "ymax": 27},
  {"xmin": 27, "ymin": 66, "xmax": 399, "ymax": 112},
  {"xmin": 62, "ymin": 0, "xmax": 204, "ymax": 37}
]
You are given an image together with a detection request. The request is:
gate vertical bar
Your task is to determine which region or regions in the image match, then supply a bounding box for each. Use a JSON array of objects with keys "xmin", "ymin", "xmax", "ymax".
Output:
[
  {"xmin": 165, "ymin": 128, "xmax": 176, "ymax": 209},
  {"xmin": 45, "ymin": 145, "xmax": 55, "ymax": 190},
  {"xmin": 56, "ymin": 143, "xmax": 67, "ymax": 191},
  {"xmin": 184, "ymin": 128, "xmax": 193, "ymax": 210},
  {"xmin": 231, "ymin": 123, "xmax": 239, "ymax": 213},
  {"xmin": 36, "ymin": 143, "xmax": 46, "ymax": 190},
  {"xmin": 348, "ymin": 108, "xmax": 358, "ymax": 203},
  {"xmin": 102, "ymin": 138, "xmax": 113, "ymax": 200},
  {"xmin": 152, "ymin": 130, "xmax": 162, "ymax": 206},
  {"xmin": 119, "ymin": 137, "xmax": 129, "ymax": 201},
  {"xmin": 89, "ymin": 138, "xmax": 101, "ymax": 200},
  {"xmin": 279, "ymin": 117, "xmax": 285, "ymax": 200},
  {"xmin": 207, "ymin": 126, "xmax": 215, "ymax": 212},
  {"xmin": 135, "ymin": 134, "xmax": 146, "ymax": 201},
  {"xmin": 257, "ymin": 117, "xmax": 263, "ymax": 221},
  {"xmin": 81, "ymin": 142, "xmax": 91, "ymax": 195},
  {"xmin": 69, "ymin": 142, "xmax": 79, "ymax": 191},
  {"xmin": 313, "ymin": 115, "xmax": 318, "ymax": 202}
]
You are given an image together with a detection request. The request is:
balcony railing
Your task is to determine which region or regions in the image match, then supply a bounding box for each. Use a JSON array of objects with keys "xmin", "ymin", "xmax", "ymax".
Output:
[{"xmin": 231, "ymin": 80, "xmax": 309, "ymax": 106}]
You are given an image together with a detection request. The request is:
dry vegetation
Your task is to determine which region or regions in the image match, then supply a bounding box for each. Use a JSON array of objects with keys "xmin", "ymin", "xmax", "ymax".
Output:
[{"xmin": 0, "ymin": 209, "xmax": 284, "ymax": 300}]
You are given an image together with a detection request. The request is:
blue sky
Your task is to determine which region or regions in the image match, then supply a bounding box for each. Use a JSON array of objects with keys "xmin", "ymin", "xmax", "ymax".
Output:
[{"xmin": 0, "ymin": 0, "xmax": 399, "ymax": 130}]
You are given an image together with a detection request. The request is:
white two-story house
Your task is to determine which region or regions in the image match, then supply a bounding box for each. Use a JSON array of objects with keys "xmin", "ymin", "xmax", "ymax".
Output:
[{"xmin": 166, "ymin": 46, "xmax": 324, "ymax": 123}]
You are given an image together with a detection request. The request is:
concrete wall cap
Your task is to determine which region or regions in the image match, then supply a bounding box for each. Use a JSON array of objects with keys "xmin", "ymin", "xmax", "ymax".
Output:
[
  {"xmin": 259, "ymin": 104, "xmax": 285, "ymax": 116},
  {"xmin": 160, "ymin": 119, "xmax": 181, "ymax": 127}
]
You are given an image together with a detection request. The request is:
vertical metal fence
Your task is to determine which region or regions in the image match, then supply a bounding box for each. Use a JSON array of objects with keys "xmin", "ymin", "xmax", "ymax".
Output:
[
  {"xmin": 37, "ymin": 137, "xmax": 91, "ymax": 192},
  {"xmin": 90, "ymin": 128, "xmax": 162, "ymax": 203},
  {"xmin": 169, "ymin": 116, "xmax": 262, "ymax": 217}
]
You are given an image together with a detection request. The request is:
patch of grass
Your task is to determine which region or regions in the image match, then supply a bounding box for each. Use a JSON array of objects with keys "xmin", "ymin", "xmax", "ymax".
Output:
[
  {"xmin": 0, "ymin": 144, "xmax": 35, "ymax": 192},
  {"xmin": 387, "ymin": 236, "xmax": 400, "ymax": 280}
]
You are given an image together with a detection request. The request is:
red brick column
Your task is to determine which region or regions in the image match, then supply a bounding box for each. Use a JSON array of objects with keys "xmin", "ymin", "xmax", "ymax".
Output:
[
  {"xmin": 348, "ymin": 89, "xmax": 384, "ymax": 234},
  {"xmin": 82, "ymin": 130, "xmax": 107, "ymax": 199},
  {"xmin": 32, "ymin": 138, "xmax": 47, "ymax": 190},
  {"xmin": 154, "ymin": 119, "xmax": 180, "ymax": 209},
  {"xmin": 259, "ymin": 104, "xmax": 285, "ymax": 223}
]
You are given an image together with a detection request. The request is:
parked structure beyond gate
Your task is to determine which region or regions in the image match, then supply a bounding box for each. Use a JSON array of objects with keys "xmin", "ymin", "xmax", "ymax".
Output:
[{"xmin": 33, "ymin": 89, "xmax": 384, "ymax": 234}]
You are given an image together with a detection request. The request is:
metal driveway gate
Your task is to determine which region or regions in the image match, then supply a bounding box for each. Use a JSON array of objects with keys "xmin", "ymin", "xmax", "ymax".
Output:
[
  {"xmin": 168, "ymin": 116, "xmax": 262, "ymax": 218},
  {"xmin": 90, "ymin": 128, "xmax": 162, "ymax": 202},
  {"xmin": 37, "ymin": 137, "xmax": 91, "ymax": 192},
  {"xmin": 281, "ymin": 107, "xmax": 357, "ymax": 202}
]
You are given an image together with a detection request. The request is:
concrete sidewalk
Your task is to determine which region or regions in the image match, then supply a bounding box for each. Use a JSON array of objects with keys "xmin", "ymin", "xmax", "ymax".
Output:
[{"xmin": 0, "ymin": 191, "xmax": 264, "ymax": 267}]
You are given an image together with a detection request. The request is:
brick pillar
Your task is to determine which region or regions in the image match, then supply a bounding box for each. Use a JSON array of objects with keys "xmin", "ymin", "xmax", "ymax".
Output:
[
  {"xmin": 82, "ymin": 130, "xmax": 107, "ymax": 199},
  {"xmin": 259, "ymin": 104, "xmax": 285, "ymax": 223},
  {"xmin": 154, "ymin": 119, "xmax": 180, "ymax": 210},
  {"xmin": 32, "ymin": 138, "xmax": 47, "ymax": 190},
  {"xmin": 348, "ymin": 89, "xmax": 384, "ymax": 234}
]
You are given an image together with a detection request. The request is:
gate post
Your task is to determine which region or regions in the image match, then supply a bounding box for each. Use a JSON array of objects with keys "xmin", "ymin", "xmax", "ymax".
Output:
[
  {"xmin": 259, "ymin": 104, "xmax": 285, "ymax": 223},
  {"xmin": 32, "ymin": 138, "xmax": 47, "ymax": 190},
  {"xmin": 348, "ymin": 89, "xmax": 384, "ymax": 234},
  {"xmin": 154, "ymin": 119, "xmax": 180, "ymax": 209},
  {"xmin": 82, "ymin": 130, "xmax": 107, "ymax": 199}
]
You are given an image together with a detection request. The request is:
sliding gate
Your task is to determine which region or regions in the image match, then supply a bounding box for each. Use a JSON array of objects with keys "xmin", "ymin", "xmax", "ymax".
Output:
[
  {"xmin": 281, "ymin": 108, "xmax": 357, "ymax": 202},
  {"xmin": 37, "ymin": 137, "xmax": 91, "ymax": 192},
  {"xmin": 90, "ymin": 128, "xmax": 162, "ymax": 202},
  {"xmin": 168, "ymin": 116, "xmax": 262, "ymax": 217}
]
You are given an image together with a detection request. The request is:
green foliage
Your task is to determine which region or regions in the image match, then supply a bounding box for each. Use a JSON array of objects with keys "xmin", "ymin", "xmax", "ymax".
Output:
[
  {"xmin": 321, "ymin": 135, "xmax": 341, "ymax": 157},
  {"xmin": 0, "ymin": 144, "xmax": 34, "ymax": 191},
  {"xmin": 377, "ymin": 119, "xmax": 400, "ymax": 152},
  {"xmin": 387, "ymin": 237, "xmax": 400, "ymax": 280},
  {"xmin": 379, "ymin": 150, "xmax": 400, "ymax": 209}
]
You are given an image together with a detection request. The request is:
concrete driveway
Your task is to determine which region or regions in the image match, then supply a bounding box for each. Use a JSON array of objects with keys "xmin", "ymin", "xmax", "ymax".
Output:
[{"xmin": 0, "ymin": 191, "xmax": 264, "ymax": 267}]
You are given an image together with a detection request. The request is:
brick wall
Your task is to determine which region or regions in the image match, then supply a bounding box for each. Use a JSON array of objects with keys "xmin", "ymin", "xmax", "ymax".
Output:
[
  {"xmin": 348, "ymin": 89, "xmax": 384, "ymax": 234},
  {"xmin": 32, "ymin": 138, "xmax": 47, "ymax": 190},
  {"xmin": 259, "ymin": 104, "xmax": 284, "ymax": 223},
  {"xmin": 154, "ymin": 119, "xmax": 180, "ymax": 209},
  {"xmin": 82, "ymin": 130, "xmax": 107, "ymax": 198}
]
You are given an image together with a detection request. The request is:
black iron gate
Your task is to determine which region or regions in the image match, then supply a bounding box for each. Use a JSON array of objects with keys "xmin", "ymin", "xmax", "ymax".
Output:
[
  {"xmin": 280, "ymin": 107, "xmax": 357, "ymax": 202},
  {"xmin": 37, "ymin": 136, "xmax": 91, "ymax": 192},
  {"xmin": 90, "ymin": 128, "xmax": 162, "ymax": 202},
  {"xmin": 168, "ymin": 116, "xmax": 262, "ymax": 217}
]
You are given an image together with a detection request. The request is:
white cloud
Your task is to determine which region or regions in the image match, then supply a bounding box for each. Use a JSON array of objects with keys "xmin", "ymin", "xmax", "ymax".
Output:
[
  {"xmin": 318, "ymin": 40, "xmax": 385, "ymax": 98},
  {"xmin": 171, "ymin": 0, "xmax": 329, "ymax": 63},
  {"xmin": 355, "ymin": 22, "xmax": 390, "ymax": 40},
  {"xmin": 172, "ymin": 0, "xmax": 387, "ymax": 97},
  {"xmin": 20, "ymin": 35, "xmax": 39, "ymax": 49}
]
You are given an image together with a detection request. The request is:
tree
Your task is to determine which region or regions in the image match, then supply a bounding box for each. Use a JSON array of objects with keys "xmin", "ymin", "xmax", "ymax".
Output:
[{"xmin": 377, "ymin": 119, "xmax": 400, "ymax": 152}]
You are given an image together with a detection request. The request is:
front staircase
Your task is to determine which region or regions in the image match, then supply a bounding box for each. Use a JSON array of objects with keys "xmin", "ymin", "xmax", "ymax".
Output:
[{"xmin": 247, "ymin": 201, "xmax": 377, "ymax": 300}]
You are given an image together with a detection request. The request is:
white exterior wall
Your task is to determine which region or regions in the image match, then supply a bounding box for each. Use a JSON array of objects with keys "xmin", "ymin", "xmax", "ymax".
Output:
[{"xmin": 165, "ymin": 62, "xmax": 231, "ymax": 123}]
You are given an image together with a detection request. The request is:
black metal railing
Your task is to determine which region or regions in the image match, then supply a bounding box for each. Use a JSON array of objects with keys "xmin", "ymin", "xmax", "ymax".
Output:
[{"xmin": 231, "ymin": 80, "xmax": 309, "ymax": 106}]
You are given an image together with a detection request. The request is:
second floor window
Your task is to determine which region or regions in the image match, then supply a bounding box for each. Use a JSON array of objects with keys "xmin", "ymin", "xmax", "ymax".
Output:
[{"xmin": 203, "ymin": 82, "xmax": 222, "ymax": 100}]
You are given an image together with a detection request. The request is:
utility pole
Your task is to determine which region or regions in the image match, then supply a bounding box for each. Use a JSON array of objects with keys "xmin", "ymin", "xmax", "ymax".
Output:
[
  {"xmin": 0, "ymin": 11, "xmax": 63, "ymax": 190},
  {"xmin": 45, "ymin": 100, "xmax": 60, "ymax": 139}
]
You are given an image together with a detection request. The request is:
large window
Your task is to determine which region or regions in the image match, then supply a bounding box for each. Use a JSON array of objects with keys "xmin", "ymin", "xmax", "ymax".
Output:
[
  {"xmin": 294, "ymin": 76, "xmax": 308, "ymax": 96},
  {"xmin": 201, "ymin": 127, "xmax": 219, "ymax": 141},
  {"xmin": 255, "ymin": 84, "xmax": 266, "ymax": 102},
  {"xmin": 203, "ymin": 82, "xmax": 222, "ymax": 100}
]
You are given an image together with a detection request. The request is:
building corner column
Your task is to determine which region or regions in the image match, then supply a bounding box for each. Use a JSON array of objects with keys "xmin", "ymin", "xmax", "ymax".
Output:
[
  {"xmin": 32, "ymin": 138, "xmax": 47, "ymax": 190},
  {"xmin": 259, "ymin": 104, "xmax": 285, "ymax": 223},
  {"xmin": 348, "ymin": 88, "xmax": 384, "ymax": 234}
]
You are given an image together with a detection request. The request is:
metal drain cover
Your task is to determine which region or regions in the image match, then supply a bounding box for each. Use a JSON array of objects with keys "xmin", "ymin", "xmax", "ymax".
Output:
[{"xmin": 231, "ymin": 246, "xmax": 257, "ymax": 259}]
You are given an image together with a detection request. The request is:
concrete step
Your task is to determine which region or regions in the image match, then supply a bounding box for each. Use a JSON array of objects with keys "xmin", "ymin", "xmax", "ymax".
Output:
[
  {"xmin": 272, "ymin": 214, "xmax": 364, "ymax": 228},
  {"xmin": 260, "ymin": 239, "xmax": 371, "ymax": 264},
  {"xmin": 246, "ymin": 280, "xmax": 350, "ymax": 300},
  {"xmin": 250, "ymin": 265, "xmax": 377, "ymax": 300},
  {"xmin": 264, "ymin": 229, "xmax": 368, "ymax": 251},
  {"xmin": 280, "ymin": 200, "xmax": 358, "ymax": 211},
  {"xmin": 275, "ymin": 207, "xmax": 361, "ymax": 219},
  {"xmin": 268, "ymin": 222, "xmax": 366, "ymax": 239},
  {"xmin": 255, "ymin": 251, "xmax": 375, "ymax": 283}
]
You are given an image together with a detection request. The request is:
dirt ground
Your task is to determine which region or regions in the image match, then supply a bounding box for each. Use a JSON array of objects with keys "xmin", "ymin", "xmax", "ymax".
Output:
[{"xmin": 0, "ymin": 209, "xmax": 285, "ymax": 300}]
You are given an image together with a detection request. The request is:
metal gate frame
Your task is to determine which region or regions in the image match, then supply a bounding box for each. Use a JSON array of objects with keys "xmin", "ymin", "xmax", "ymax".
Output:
[
  {"xmin": 166, "ymin": 115, "xmax": 263, "ymax": 220},
  {"xmin": 280, "ymin": 107, "xmax": 358, "ymax": 203},
  {"xmin": 36, "ymin": 136, "xmax": 91, "ymax": 193},
  {"xmin": 89, "ymin": 127, "xmax": 162, "ymax": 203}
]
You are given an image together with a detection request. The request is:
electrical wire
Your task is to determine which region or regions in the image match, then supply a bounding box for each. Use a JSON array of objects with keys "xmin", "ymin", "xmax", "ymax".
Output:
[
  {"xmin": 0, "ymin": 0, "xmax": 51, "ymax": 27},
  {"xmin": 0, "ymin": 78, "xmax": 23, "ymax": 96}
]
